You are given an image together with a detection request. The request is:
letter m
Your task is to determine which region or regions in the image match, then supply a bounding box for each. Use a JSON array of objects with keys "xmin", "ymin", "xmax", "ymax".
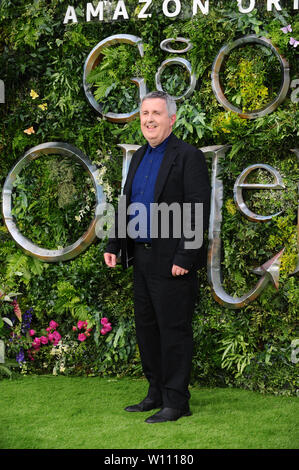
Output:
[
  {"xmin": 86, "ymin": 1, "xmax": 104, "ymax": 21},
  {"xmin": 151, "ymin": 202, "xmax": 182, "ymax": 239}
]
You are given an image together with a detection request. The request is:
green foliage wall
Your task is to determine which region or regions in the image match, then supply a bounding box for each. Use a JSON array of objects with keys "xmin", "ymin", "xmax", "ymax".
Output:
[{"xmin": 0, "ymin": 0, "xmax": 298, "ymax": 394}]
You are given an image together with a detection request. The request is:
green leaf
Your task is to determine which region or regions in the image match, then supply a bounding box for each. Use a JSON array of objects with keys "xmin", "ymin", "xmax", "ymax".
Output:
[{"xmin": 113, "ymin": 325, "xmax": 124, "ymax": 349}]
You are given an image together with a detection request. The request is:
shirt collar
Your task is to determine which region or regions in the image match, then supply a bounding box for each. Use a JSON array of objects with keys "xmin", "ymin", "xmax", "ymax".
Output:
[{"xmin": 148, "ymin": 133, "xmax": 171, "ymax": 153}]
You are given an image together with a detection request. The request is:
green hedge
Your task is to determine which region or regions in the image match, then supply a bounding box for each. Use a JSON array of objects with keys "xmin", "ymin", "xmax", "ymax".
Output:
[{"xmin": 0, "ymin": 0, "xmax": 298, "ymax": 395}]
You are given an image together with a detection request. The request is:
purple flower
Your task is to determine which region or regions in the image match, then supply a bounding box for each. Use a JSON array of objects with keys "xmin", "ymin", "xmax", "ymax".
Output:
[
  {"xmin": 16, "ymin": 348, "xmax": 25, "ymax": 364},
  {"xmin": 21, "ymin": 308, "xmax": 33, "ymax": 333}
]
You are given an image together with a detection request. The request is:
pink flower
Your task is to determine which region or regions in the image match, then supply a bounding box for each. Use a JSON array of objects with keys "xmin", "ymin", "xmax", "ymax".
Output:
[
  {"xmin": 28, "ymin": 350, "xmax": 35, "ymax": 361},
  {"xmin": 32, "ymin": 337, "xmax": 41, "ymax": 349},
  {"xmin": 12, "ymin": 300, "xmax": 22, "ymax": 321},
  {"xmin": 100, "ymin": 317, "xmax": 112, "ymax": 335},
  {"xmin": 40, "ymin": 336, "xmax": 48, "ymax": 345},
  {"xmin": 49, "ymin": 320, "xmax": 58, "ymax": 330},
  {"xmin": 48, "ymin": 333, "xmax": 54, "ymax": 343},
  {"xmin": 52, "ymin": 331, "xmax": 61, "ymax": 345},
  {"xmin": 72, "ymin": 326, "xmax": 77, "ymax": 331},
  {"xmin": 46, "ymin": 327, "xmax": 51, "ymax": 332},
  {"xmin": 77, "ymin": 320, "xmax": 85, "ymax": 329},
  {"xmin": 78, "ymin": 333, "xmax": 86, "ymax": 342},
  {"xmin": 29, "ymin": 329, "xmax": 36, "ymax": 336},
  {"xmin": 100, "ymin": 323, "xmax": 112, "ymax": 335}
]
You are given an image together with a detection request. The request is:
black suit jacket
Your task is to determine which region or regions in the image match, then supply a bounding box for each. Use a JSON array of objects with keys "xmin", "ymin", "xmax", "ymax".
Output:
[{"xmin": 105, "ymin": 133, "xmax": 211, "ymax": 277}]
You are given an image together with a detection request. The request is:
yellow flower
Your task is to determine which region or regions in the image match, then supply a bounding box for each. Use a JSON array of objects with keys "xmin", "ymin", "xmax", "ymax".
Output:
[
  {"xmin": 24, "ymin": 126, "xmax": 35, "ymax": 135},
  {"xmin": 38, "ymin": 103, "xmax": 47, "ymax": 111},
  {"xmin": 225, "ymin": 198, "xmax": 237, "ymax": 216},
  {"xmin": 30, "ymin": 89, "xmax": 39, "ymax": 100}
]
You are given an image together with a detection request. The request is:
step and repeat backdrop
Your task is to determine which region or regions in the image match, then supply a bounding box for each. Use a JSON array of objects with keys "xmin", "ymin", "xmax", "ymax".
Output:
[{"xmin": 0, "ymin": 1, "xmax": 298, "ymax": 392}]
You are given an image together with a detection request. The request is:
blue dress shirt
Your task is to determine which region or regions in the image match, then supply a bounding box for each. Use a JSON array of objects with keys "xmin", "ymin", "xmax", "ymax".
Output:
[{"xmin": 129, "ymin": 135, "xmax": 170, "ymax": 242}]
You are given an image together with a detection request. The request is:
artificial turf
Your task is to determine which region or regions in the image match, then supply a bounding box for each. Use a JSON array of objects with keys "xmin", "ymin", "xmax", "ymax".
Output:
[{"xmin": 0, "ymin": 375, "xmax": 298, "ymax": 449}]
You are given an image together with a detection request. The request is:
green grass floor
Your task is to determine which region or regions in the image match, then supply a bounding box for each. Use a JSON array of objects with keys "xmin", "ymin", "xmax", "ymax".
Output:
[{"xmin": 0, "ymin": 375, "xmax": 298, "ymax": 449}]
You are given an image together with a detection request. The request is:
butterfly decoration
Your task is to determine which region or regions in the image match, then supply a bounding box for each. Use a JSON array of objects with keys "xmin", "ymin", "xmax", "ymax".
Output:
[
  {"xmin": 289, "ymin": 37, "xmax": 299, "ymax": 48},
  {"xmin": 38, "ymin": 103, "xmax": 48, "ymax": 111},
  {"xmin": 30, "ymin": 89, "xmax": 39, "ymax": 100},
  {"xmin": 24, "ymin": 127, "xmax": 35, "ymax": 135},
  {"xmin": 280, "ymin": 24, "xmax": 292, "ymax": 34},
  {"xmin": 279, "ymin": 24, "xmax": 298, "ymax": 48}
]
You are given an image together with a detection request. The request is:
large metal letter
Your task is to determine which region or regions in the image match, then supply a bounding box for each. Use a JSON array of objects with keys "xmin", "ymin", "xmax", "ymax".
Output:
[
  {"xmin": 233, "ymin": 164, "xmax": 285, "ymax": 222},
  {"xmin": 2, "ymin": 143, "xmax": 105, "ymax": 262},
  {"xmin": 211, "ymin": 35, "xmax": 290, "ymax": 119},
  {"xmin": 0, "ymin": 80, "xmax": 4, "ymax": 103},
  {"xmin": 117, "ymin": 143, "xmax": 141, "ymax": 194},
  {"xmin": 160, "ymin": 37, "xmax": 192, "ymax": 54},
  {"xmin": 290, "ymin": 148, "xmax": 299, "ymax": 275},
  {"xmin": 83, "ymin": 34, "xmax": 147, "ymax": 123},
  {"xmin": 156, "ymin": 37, "xmax": 196, "ymax": 101},
  {"xmin": 290, "ymin": 79, "xmax": 299, "ymax": 104},
  {"xmin": 205, "ymin": 145, "xmax": 285, "ymax": 308}
]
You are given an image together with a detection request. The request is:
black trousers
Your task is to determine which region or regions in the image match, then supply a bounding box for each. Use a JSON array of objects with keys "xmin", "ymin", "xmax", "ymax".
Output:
[{"xmin": 133, "ymin": 243, "xmax": 198, "ymax": 410}]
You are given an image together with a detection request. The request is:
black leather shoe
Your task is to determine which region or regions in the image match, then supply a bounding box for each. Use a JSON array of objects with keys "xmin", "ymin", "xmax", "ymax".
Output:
[
  {"xmin": 124, "ymin": 397, "xmax": 162, "ymax": 412},
  {"xmin": 145, "ymin": 407, "xmax": 192, "ymax": 423}
]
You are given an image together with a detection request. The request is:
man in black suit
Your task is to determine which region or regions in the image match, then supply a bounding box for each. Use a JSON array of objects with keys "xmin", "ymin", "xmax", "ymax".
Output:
[{"xmin": 104, "ymin": 91, "xmax": 210, "ymax": 423}]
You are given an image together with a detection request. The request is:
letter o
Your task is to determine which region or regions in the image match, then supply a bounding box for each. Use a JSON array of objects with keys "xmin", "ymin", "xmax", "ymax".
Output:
[
  {"xmin": 162, "ymin": 0, "xmax": 181, "ymax": 17},
  {"xmin": 160, "ymin": 37, "xmax": 192, "ymax": 54},
  {"xmin": 2, "ymin": 142, "xmax": 106, "ymax": 262},
  {"xmin": 211, "ymin": 35, "xmax": 290, "ymax": 119},
  {"xmin": 155, "ymin": 57, "xmax": 197, "ymax": 101}
]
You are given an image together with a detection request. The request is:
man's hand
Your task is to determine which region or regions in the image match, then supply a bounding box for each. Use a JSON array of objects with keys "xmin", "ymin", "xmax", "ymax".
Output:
[
  {"xmin": 104, "ymin": 252, "xmax": 117, "ymax": 268},
  {"xmin": 172, "ymin": 264, "xmax": 189, "ymax": 276}
]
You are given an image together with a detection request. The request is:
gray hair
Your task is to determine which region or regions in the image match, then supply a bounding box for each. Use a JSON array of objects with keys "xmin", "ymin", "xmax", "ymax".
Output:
[{"xmin": 141, "ymin": 91, "xmax": 177, "ymax": 117}]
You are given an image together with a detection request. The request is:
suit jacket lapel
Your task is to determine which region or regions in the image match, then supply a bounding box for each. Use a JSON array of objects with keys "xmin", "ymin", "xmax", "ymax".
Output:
[{"xmin": 154, "ymin": 133, "xmax": 179, "ymax": 203}]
